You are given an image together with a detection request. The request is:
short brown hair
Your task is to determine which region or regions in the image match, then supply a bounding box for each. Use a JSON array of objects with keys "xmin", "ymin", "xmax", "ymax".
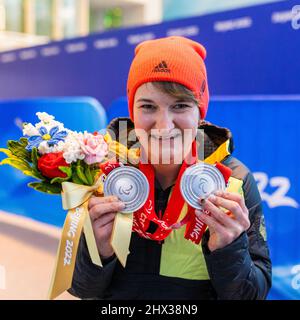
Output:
[{"xmin": 152, "ymin": 81, "xmax": 199, "ymax": 106}]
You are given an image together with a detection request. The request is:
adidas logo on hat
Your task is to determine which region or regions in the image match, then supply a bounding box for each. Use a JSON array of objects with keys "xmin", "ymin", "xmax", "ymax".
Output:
[{"xmin": 152, "ymin": 60, "xmax": 170, "ymax": 73}]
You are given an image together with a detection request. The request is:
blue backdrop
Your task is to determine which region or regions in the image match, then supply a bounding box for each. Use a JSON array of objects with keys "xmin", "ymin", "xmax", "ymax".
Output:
[
  {"xmin": 207, "ymin": 98, "xmax": 300, "ymax": 300},
  {"xmin": 0, "ymin": 0, "xmax": 299, "ymax": 300},
  {"xmin": 0, "ymin": 1, "xmax": 299, "ymax": 105}
]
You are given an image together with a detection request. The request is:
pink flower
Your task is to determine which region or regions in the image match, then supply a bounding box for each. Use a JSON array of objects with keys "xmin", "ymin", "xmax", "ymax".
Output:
[{"xmin": 78, "ymin": 132, "xmax": 108, "ymax": 165}]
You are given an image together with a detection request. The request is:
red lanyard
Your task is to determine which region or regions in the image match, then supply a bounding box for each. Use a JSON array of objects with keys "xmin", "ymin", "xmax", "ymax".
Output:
[
  {"xmin": 101, "ymin": 140, "xmax": 208, "ymax": 244},
  {"xmin": 132, "ymin": 140, "xmax": 206, "ymax": 243}
]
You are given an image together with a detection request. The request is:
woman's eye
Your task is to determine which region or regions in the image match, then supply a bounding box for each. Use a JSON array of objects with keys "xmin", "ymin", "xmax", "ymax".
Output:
[
  {"xmin": 173, "ymin": 104, "xmax": 190, "ymax": 110},
  {"xmin": 140, "ymin": 104, "xmax": 156, "ymax": 110}
]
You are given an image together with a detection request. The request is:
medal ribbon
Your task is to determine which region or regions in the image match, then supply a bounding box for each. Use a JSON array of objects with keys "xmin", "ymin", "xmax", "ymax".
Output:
[{"xmin": 133, "ymin": 140, "xmax": 206, "ymax": 243}]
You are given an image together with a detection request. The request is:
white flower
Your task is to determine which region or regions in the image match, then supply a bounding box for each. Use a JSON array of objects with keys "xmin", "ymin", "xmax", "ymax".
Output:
[
  {"xmin": 22, "ymin": 123, "xmax": 39, "ymax": 137},
  {"xmin": 62, "ymin": 131, "xmax": 85, "ymax": 164},
  {"xmin": 35, "ymin": 120, "xmax": 65, "ymax": 132},
  {"xmin": 38, "ymin": 140, "xmax": 65, "ymax": 155},
  {"xmin": 36, "ymin": 112, "xmax": 55, "ymax": 123},
  {"xmin": 35, "ymin": 112, "xmax": 65, "ymax": 132}
]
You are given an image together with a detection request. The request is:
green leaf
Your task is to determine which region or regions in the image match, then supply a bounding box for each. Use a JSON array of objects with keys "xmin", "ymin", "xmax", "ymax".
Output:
[
  {"xmin": 27, "ymin": 148, "xmax": 45, "ymax": 180},
  {"xmin": 0, "ymin": 157, "xmax": 31, "ymax": 172},
  {"xmin": 59, "ymin": 166, "xmax": 72, "ymax": 177},
  {"xmin": 31, "ymin": 167, "xmax": 45, "ymax": 180},
  {"xmin": 0, "ymin": 148, "xmax": 46, "ymax": 180},
  {"xmin": 90, "ymin": 168, "xmax": 100, "ymax": 184},
  {"xmin": 28, "ymin": 181, "xmax": 62, "ymax": 194},
  {"xmin": 19, "ymin": 137, "xmax": 28, "ymax": 146},
  {"xmin": 76, "ymin": 162, "xmax": 89, "ymax": 185},
  {"xmin": 31, "ymin": 147, "xmax": 40, "ymax": 169},
  {"xmin": 50, "ymin": 166, "xmax": 72, "ymax": 184},
  {"xmin": 71, "ymin": 171, "xmax": 84, "ymax": 185},
  {"xmin": 23, "ymin": 170, "xmax": 45, "ymax": 180},
  {"xmin": 85, "ymin": 165, "xmax": 93, "ymax": 186},
  {"xmin": 50, "ymin": 176, "xmax": 69, "ymax": 184},
  {"xmin": 7, "ymin": 139, "xmax": 32, "ymax": 162},
  {"xmin": 0, "ymin": 148, "xmax": 14, "ymax": 158}
]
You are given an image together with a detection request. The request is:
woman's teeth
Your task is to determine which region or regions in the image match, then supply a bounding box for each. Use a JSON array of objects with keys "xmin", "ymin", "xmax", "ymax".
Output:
[{"xmin": 151, "ymin": 134, "xmax": 179, "ymax": 140}]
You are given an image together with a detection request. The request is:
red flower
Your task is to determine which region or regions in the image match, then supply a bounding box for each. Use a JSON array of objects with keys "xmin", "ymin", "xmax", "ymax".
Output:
[{"xmin": 37, "ymin": 152, "xmax": 70, "ymax": 179}]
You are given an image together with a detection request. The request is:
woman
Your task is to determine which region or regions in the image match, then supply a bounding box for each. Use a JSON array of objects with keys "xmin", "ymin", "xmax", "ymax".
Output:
[{"xmin": 68, "ymin": 36, "xmax": 272, "ymax": 300}]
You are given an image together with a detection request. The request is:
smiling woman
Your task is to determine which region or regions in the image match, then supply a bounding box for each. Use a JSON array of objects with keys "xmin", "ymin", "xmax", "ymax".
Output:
[
  {"xmin": 133, "ymin": 82, "xmax": 200, "ymax": 178},
  {"xmin": 69, "ymin": 36, "xmax": 272, "ymax": 300}
]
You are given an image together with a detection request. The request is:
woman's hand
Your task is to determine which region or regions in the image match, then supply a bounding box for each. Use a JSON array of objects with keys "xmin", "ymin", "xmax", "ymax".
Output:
[
  {"xmin": 195, "ymin": 190, "xmax": 250, "ymax": 252},
  {"xmin": 88, "ymin": 195, "xmax": 125, "ymax": 258}
]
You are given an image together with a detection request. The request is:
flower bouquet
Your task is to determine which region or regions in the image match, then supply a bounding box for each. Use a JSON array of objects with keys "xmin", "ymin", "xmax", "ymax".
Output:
[
  {"xmin": 0, "ymin": 112, "xmax": 132, "ymax": 299},
  {"xmin": 0, "ymin": 112, "xmax": 108, "ymax": 194}
]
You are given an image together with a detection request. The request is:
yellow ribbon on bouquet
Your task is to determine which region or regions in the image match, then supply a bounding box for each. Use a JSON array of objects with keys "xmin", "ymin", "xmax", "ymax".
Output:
[
  {"xmin": 48, "ymin": 176, "xmax": 134, "ymax": 300},
  {"xmin": 48, "ymin": 134, "xmax": 140, "ymax": 300}
]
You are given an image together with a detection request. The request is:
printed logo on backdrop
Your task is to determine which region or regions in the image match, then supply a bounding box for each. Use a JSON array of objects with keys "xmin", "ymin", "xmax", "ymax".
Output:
[
  {"xmin": 214, "ymin": 16, "xmax": 252, "ymax": 32},
  {"xmin": 254, "ymin": 172, "xmax": 299, "ymax": 208},
  {"xmin": 273, "ymin": 264, "xmax": 300, "ymax": 297},
  {"xmin": 292, "ymin": 5, "xmax": 300, "ymax": 30},
  {"xmin": 291, "ymin": 265, "xmax": 300, "ymax": 290}
]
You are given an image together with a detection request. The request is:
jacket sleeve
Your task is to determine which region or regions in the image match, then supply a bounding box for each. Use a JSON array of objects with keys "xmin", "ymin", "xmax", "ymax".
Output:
[
  {"xmin": 67, "ymin": 233, "xmax": 117, "ymax": 299},
  {"xmin": 201, "ymin": 170, "xmax": 272, "ymax": 300}
]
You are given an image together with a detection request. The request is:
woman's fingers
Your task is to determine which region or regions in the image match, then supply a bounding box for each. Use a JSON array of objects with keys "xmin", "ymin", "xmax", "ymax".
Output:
[
  {"xmin": 215, "ymin": 191, "xmax": 248, "ymax": 213},
  {"xmin": 195, "ymin": 191, "xmax": 251, "ymax": 251},
  {"xmin": 100, "ymin": 221, "xmax": 115, "ymax": 239},
  {"xmin": 195, "ymin": 210, "xmax": 226, "ymax": 234},
  {"xmin": 88, "ymin": 195, "xmax": 119, "ymax": 210},
  {"xmin": 210, "ymin": 192, "xmax": 250, "ymax": 230},
  {"xmin": 201, "ymin": 199, "xmax": 242, "ymax": 231},
  {"xmin": 93, "ymin": 212, "xmax": 117, "ymax": 229},
  {"xmin": 89, "ymin": 200, "xmax": 125, "ymax": 222},
  {"xmin": 93, "ymin": 220, "xmax": 115, "ymax": 245},
  {"xmin": 208, "ymin": 194, "xmax": 244, "ymax": 219},
  {"xmin": 197, "ymin": 191, "xmax": 250, "ymax": 232},
  {"xmin": 196, "ymin": 211, "xmax": 241, "ymax": 250},
  {"xmin": 87, "ymin": 195, "xmax": 124, "ymax": 257}
]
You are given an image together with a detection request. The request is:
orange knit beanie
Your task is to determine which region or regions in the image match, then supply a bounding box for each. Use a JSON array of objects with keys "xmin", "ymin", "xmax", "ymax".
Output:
[{"xmin": 127, "ymin": 36, "xmax": 209, "ymax": 120}]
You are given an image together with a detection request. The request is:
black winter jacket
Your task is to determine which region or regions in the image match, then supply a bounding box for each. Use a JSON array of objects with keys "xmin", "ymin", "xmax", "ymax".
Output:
[{"xmin": 68, "ymin": 118, "xmax": 272, "ymax": 300}]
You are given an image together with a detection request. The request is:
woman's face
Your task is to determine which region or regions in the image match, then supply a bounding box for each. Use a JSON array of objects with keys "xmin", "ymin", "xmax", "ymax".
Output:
[{"xmin": 133, "ymin": 82, "xmax": 200, "ymax": 164}]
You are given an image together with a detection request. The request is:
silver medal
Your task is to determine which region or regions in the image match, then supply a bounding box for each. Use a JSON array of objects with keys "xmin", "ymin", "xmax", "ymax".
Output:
[
  {"xmin": 180, "ymin": 162, "xmax": 226, "ymax": 209},
  {"xmin": 103, "ymin": 166, "xmax": 149, "ymax": 213}
]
